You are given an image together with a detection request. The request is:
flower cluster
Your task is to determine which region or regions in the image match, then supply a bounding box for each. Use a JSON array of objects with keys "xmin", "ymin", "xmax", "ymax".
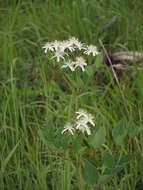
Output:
[
  {"xmin": 61, "ymin": 109, "xmax": 95, "ymax": 136},
  {"xmin": 42, "ymin": 37, "xmax": 99, "ymax": 72},
  {"xmin": 61, "ymin": 56, "xmax": 87, "ymax": 72}
]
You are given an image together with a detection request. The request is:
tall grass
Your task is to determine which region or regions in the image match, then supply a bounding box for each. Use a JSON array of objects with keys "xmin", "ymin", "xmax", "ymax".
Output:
[{"xmin": 0, "ymin": 0, "xmax": 143, "ymax": 189}]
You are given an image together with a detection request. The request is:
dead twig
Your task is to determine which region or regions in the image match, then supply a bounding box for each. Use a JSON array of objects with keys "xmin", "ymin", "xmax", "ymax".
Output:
[{"xmin": 99, "ymin": 39, "xmax": 130, "ymax": 117}]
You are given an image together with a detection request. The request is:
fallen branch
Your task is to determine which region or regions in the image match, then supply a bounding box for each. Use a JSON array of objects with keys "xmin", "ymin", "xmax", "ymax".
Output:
[
  {"xmin": 102, "ymin": 51, "xmax": 143, "ymax": 71},
  {"xmin": 112, "ymin": 63, "xmax": 142, "ymax": 71},
  {"xmin": 111, "ymin": 51, "xmax": 143, "ymax": 62}
]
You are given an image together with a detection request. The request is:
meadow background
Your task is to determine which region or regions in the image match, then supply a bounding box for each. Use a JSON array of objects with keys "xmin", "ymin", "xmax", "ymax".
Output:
[{"xmin": 1, "ymin": 0, "xmax": 143, "ymax": 189}]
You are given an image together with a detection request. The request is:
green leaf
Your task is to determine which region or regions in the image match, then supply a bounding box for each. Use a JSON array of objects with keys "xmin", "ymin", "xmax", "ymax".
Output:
[
  {"xmin": 98, "ymin": 174, "xmax": 111, "ymax": 184},
  {"xmin": 127, "ymin": 120, "xmax": 137, "ymax": 138},
  {"xmin": 82, "ymin": 159, "xmax": 99, "ymax": 184},
  {"xmin": 85, "ymin": 53, "xmax": 103, "ymax": 77},
  {"xmin": 85, "ymin": 65, "xmax": 95, "ymax": 77},
  {"xmin": 89, "ymin": 127, "xmax": 106, "ymax": 148},
  {"xmin": 72, "ymin": 135, "xmax": 83, "ymax": 151},
  {"xmin": 54, "ymin": 133, "xmax": 70, "ymax": 150},
  {"xmin": 38, "ymin": 116, "xmax": 70, "ymax": 149},
  {"xmin": 112, "ymin": 120, "xmax": 127, "ymax": 145},
  {"xmin": 102, "ymin": 152, "xmax": 115, "ymax": 169},
  {"xmin": 117, "ymin": 154, "xmax": 132, "ymax": 166},
  {"xmin": 94, "ymin": 53, "xmax": 103, "ymax": 69},
  {"xmin": 104, "ymin": 154, "xmax": 132, "ymax": 175}
]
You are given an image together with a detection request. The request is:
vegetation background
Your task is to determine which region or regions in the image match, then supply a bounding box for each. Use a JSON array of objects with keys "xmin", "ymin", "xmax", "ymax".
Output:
[{"xmin": 1, "ymin": 0, "xmax": 143, "ymax": 189}]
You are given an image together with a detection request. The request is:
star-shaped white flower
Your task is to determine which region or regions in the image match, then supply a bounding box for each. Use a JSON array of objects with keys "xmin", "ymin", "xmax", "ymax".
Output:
[
  {"xmin": 42, "ymin": 42, "xmax": 54, "ymax": 53},
  {"xmin": 76, "ymin": 109, "xmax": 95, "ymax": 127},
  {"xmin": 75, "ymin": 119, "xmax": 91, "ymax": 135},
  {"xmin": 86, "ymin": 113, "xmax": 95, "ymax": 126},
  {"xmin": 68, "ymin": 37, "xmax": 79, "ymax": 45},
  {"xmin": 61, "ymin": 40, "xmax": 75, "ymax": 52},
  {"xmin": 61, "ymin": 123, "xmax": 75, "ymax": 135},
  {"xmin": 75, "ymin": 41, "xmax": 84, "ymax": 50},
  {"xmin": 61, "ymin": 60, "xmax": 75, "ymax": 71},
  {"xmin": 52, "ymin": 40, "xmax": 61, "ymax": 51},
  {"xmin": 84, "ymin": 45, "xmax": 99, "ymax": 56},
  {"xmin": 74, "ymin": 57, "xmax": 87, "ymax": 72},
  {"xmin": 69, "ymin": 37, "xmax": 84, "ymax": 50},
  {"xmin": 76, "ymin": 109, "xmax": 88, "ymax": 119},
  {"xmin": 51, "ymin": 50, "xmax": 66, "ymax": 62},
  {"xmin": 75, "ymin": 109, "xmax": 95, "ymax": 135}
]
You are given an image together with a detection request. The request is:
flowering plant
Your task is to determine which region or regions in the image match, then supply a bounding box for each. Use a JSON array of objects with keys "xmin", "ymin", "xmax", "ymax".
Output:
[
  {"xmin": 42, "ymin": 37, "xmax": 100, "ymax": 136},
  {"xmin": 40, "ymin": 37, "xmax": 133, "ymax": 188}
]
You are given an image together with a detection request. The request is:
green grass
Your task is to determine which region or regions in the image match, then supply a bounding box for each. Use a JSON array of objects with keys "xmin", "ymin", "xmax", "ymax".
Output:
[{"xmin": 1, "ymin": 0, "xmax": 143, "ymax": 189}]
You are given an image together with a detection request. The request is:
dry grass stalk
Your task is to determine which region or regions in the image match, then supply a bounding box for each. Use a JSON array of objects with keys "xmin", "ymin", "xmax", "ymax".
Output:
[{"xmin": 99, "ymin": 39, "xmax": 130, "ymax": 117}]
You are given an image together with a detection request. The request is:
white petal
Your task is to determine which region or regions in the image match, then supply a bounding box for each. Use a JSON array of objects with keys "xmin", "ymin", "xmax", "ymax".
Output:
[
  {"xmin": 89, "ymin": 120, "xmax": 95, "ymax": 126},
  {"xmin": 61, "ymin": 128, "xmax": 68, "ymax": 134},
  {"xmin": 80, "ymin": 65, "xmax": 85, "ymax": 72},
  {"xmin": 69, "ymin": 129, "xmax": 74, "ymax": 135},
  {"xmin": 86, "ymin": 127, "xmax": 91, "ymax": 135},
  {"xmin": 44, "ymin": 48, "xmax": 48, "ymax": 53}
]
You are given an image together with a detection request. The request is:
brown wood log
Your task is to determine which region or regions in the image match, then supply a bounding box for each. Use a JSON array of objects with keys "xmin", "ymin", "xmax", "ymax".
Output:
[{"xmin": 111, "ymin": 51, "xmax": 143, "ymax": 62}]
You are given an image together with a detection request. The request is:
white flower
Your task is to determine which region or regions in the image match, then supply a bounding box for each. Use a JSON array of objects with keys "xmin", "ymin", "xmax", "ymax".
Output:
[
  {"xmin": 61, "ymin": 123, "xmax": 75, "ymax": 135},
  {"xmin": 51, "ymin": 50, "xmax": 66, "ymax": 62},
  {"xmin": 76, "ymin": 109, "xmax": 89, "ymax": 119},
  {"xmin": 42, "ymin": 42, "xmax": 54, "ymax": 53},
  {"xmin": 61, "ymin": 57, "xmax": 87, "ymax": 72},
  {"xmin": 61, "ymin": 60, "xmax": 75, "ymax": 71},
  {"xmin": 68, "ymin": 37, "xmax": 79, "ymax": 45},
  {"xmin": 84, "ymin": 45, "xmax": 99, "ymax": 56},
  {"xmin": 42, "ymin": 37, "xmax": 86, "ymax": 55},
  {"xmin": 76, "ymin": 119, "xmax": 91, "ymax": 135},
  {"xmin": 52, "ymin": 40, "xmax": 61, "ymax": 51},
  {"xmin": 85, "ymin": 113, "xmax": 95, "ymax": 126},
  {"xmin": 75, "ymin": 41, "xmax": 84, "ymax": 50},
  {"xmin": 74, "ymin": 57, "xmax": 87, "ymax": 72},
  {"xmin": 76, "ymin": 109, "xmax": 95, "ymax": 126},
  {"xmin": 68, "ymin": 37, "xmax": 84, "ymax": 50},
  {"xmin": 61, "ymin": 40, "xmax": 75, "ymax": 52},
  {"xmin": 75, "ymin": 109, "xmax": 95, "ymax": 135}
]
